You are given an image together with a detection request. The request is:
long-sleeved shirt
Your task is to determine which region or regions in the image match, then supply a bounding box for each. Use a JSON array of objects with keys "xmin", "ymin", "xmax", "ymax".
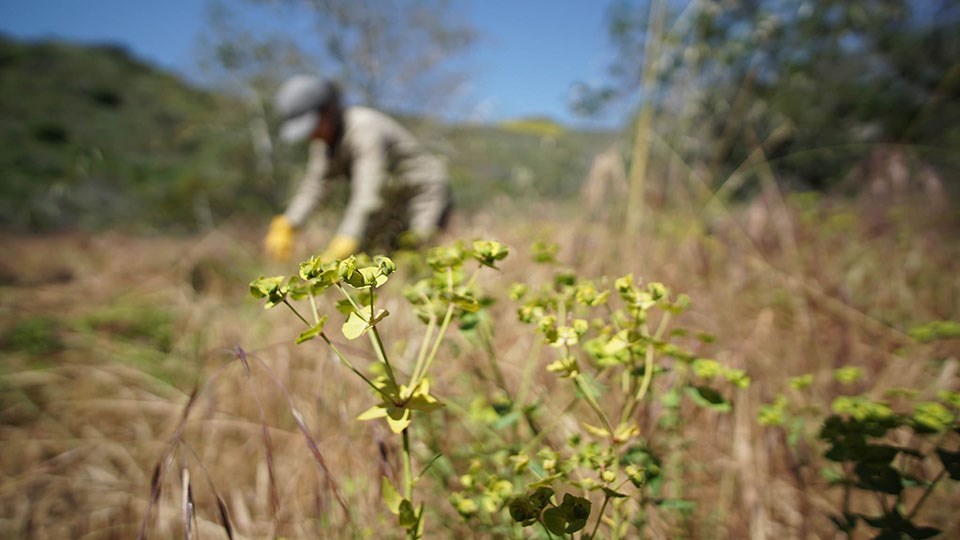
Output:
[{"xmin": 283, "ymin": 106, "xmax": 448, "ymax": 240}]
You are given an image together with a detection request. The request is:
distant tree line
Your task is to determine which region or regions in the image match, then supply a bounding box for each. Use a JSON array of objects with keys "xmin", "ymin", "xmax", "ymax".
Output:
[{"xmin": 574, "ymin": 0, "xmax": 960, "ymax": 195}]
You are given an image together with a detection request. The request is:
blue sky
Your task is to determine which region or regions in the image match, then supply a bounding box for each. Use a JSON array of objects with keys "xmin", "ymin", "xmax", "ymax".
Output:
[{"xmin": 0, "ymin": 0, "xmax": 630, "ymax": 128}]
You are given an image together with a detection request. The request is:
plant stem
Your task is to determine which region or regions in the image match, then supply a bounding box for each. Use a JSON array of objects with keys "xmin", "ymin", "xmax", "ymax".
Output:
[
  {"xmin": 464, "ymin": 265, "xmax": 482, "ymax": 290},
  {"xmin": 319, "ymin": 333, "xmax": 391, "ymax": 400},
  {"xmin": 336, "ymin": 284, "xmax": 400, "ymax": 384},
  {"xmin": 653, "ymin": 312, "xmax": 671, "ymax": 341},
  {"xmin": 604, "ymin": 303, "xmax": 623, "ymax": 333},
  {"xmin": 906, "ymin": 467, "xmax": 947, "ymax": 520},
  {"xmin": 515, "ymin": 336, "xmax": 542, "ymax": 423},
  {"xmin": 575, "ymin": 374, "xmax": 614, "ymax": 434},
  {"xmin": 416, "ymin": 301, "xmax": 455, "ymax": 385},
  {"xmin": 478, "ymin": 318, "xmax": 509, "ymax": 393},
  {"xmin": 282, "ymin": 299, "xmax": 311, "ymax": 327},
  {"xmin": 841, "ymin": 468, "xmax": 853, "ymax": 540},
  {"xmin": 308, "ymin": 291, "xmax": 321, "ymax": 325},
  {"xmin": 402, "ymin": 428, "xmax": 413, "ymax": 500},
  {"xmin": 369, "ymin": 326, "xmax": 399, "ymax": 385},
  {"xmin": 409, "ymin": 298, "xmax": 437, "ymax": 386},
  {"xmin": 285, "ymin": 299, "xmax": 388, "ymax": 397},
  {"xmin": 539, "ymin": 521, "xmax": 555, "ymax": 540},
  {"xmin": 588, "ymin": 494, "xmax": 612, "ymax": 539},
  {"xmin": 412, "ymin": 267, "xmax": 464, "ymax": 388},
  {"xmin": 621, "ymin": 341, "xmax": 655, "ymax": 425}
]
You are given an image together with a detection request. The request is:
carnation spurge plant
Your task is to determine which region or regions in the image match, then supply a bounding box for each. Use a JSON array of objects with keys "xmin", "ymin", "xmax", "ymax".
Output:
[
  {"xmin": 760, "ymin": 363, "xmax": 960, "ymax": 539},
  {"xmin": 250, "ymin": 239, "xmax": 748, "ymax": 538},
  {"xmin": 250, "ymin": 240, "xmax": 508, "ymax": 538},
  {"xmin": 450, "ymin": 243, "xmax": 749, "ymax": 538}
]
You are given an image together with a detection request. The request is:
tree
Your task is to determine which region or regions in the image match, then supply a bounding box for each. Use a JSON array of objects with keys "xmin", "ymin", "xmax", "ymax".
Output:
[
  {"xmin": 578, "ymin": 0, "xmax": 960, "ymax": 194},
  {"xmin": 243, "ymin": 0, "xmax": 476, "ymax": 113}
]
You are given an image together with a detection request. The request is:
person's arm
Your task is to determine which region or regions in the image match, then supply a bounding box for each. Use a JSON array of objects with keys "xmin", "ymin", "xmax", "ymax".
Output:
[
  {"xmin": 264, "ymin": 140, "xmax": 330, "ymax": 261},
  {"xmin": 332, "ymin": 130, "xmax": 387, "ymax": 245},
  {"xmin": 284, "ymin": 140, "xmax": 330, "ymax": 227}
]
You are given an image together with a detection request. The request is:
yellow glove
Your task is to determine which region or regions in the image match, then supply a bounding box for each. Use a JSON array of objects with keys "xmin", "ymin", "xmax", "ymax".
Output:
[
  {"xmin": 321, "ymin": 234, "xmax": 360, "ymax": 261},
  {"xmin": 264, "ymin": 215, "xmax": 297, "ymax": 261}
]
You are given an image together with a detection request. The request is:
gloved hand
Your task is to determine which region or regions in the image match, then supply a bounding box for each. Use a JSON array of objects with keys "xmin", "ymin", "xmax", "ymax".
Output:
[
  {"xmin": 264, "ymin": 215, "xmax": 297, "ymax": 261},
  {"xmin": 321, "ymin": 234, "xmax": 360, "ymax": 261}
]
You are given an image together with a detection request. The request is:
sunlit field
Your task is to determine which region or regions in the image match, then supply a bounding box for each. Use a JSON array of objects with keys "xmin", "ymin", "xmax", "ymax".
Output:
[
  {"xmin": 3, "ymin": 1, "xmax": 960, "ymax": 538},
  {"xmin": 2, "ymin": 185, "xmax": 957, "ymax": 538}
]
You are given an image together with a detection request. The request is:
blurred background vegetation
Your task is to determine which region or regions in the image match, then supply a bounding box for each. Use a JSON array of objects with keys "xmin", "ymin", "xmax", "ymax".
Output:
[
  {"xmin": 2, "ymin": 2, "xmax": 960, "ymax": 537},
  {"xmin": 0, "ymin": 33, "xmax": 613, "ymax": 231},
  {"xmin": 582, "ymin": 0, "xmax": 960, "ymax": 195},
  {"xmin": 2, "ymin": 0, "xmax": 956, "ymax": 233}
]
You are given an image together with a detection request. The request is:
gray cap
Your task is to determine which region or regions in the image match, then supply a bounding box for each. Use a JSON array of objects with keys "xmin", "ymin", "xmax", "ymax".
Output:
[{"xmin": 274, "ymin": 74, "xmax": 336, "ymax": 143}]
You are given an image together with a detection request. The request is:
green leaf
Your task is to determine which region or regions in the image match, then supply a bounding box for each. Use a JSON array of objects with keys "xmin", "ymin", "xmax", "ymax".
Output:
[
  {"xmin": 471, "ymin": 240, "xmax": 509, "ymax": 268},
  {"xmin": 375, "ymin": 255, "xmax": 397, "ymax": 275},
  {"xmin": 508, "ymin": 496, "xmax": 539, "ymax": 526},
  {"xmin": 624, "ymin": 464, "xmax": 646, "ymax": 487},
  {"xmin": 413, "ymin": 504, "xmax": 425, "ymax": 537},
  {"xmin": 406, "ymin": 381, "xmax": 443, "ymax": 413},
  {"xmin": 454, "ymin": 293, "xmax": 480, "ymax": 312},
  {"xmin": 249, "ymin": 275, "xmax": 289, "ymax": 308},
  {"xmin": 451, "ymin": 494, "xmax": 479, "ymax": 517},
  {"xmin": 563, "ymin": 493, "xmax": 592, "ymax": 533},
  {"xmin": 908, "ymin": 525, "xmax": 943, "ymax": 539},
  {"xmin": 542, "ymin": 507, "xmax": 567, "ymax": 535},
  {"xmin": 936, "ymin": 447, "xmax": 960, "ymax": 480},
  {"xmin": 529, "ymin": 486, "xmax": 554, "ymax": 510},
  {"xmin": 491, "ymin": 410, "xmax": 521, "ymax": 430},
  {"xmin": 860, "ymin": 444, "xmax": 900, "ymax": 466},
  {"xmin": 546, "ymin": 356, "xmax": 579, "ymax": 378},
  {"xmin": 385, "ymin": 406, "xmax": 412, "ymax": 433},
  {"xmin": 908, "ymin": 319, "xmax": 960, "ymax": 343},
  {"xmin": 603, "ymin": 329, "xmax": 631, "ymax": 355},
  {"xmin": 298, "ymin": 255, "xmax": 323, "ymax": 280},
  {"xmin": 582, "ymin": 423, "xmax": 611, "ymax": 438},
  {"xmin": 938, "ymin": 390, "xmax": 960, "ymax": 409},
  {"xmin": 530, "ymin": 240, "xmax": 558, "ymax": 264},
  {"xmin": 657, "ymin": 498, "xmax": 696, "ymax": 512},
  {"xmin": 459, "ymin": 311, "xmax": 481, "ymax": 331},
  {"xmin": 821, "ymin": 467, "xmax": 846, "ymax": 484},
  {"xmin": 855, "ymin": 462, "xmax": 903, "ymax": 495},
  {"xmin": 685, "ymin": 385, "xmax": 732, "ymax": 413},
  {"xmin": 337, "ymin": 256, "xmax": 358, "ymax": 283},
  {"xmin": 757, "ymin": 395, "xmax": 788, "ymax": 426},
  {"xmin": 398, "ymin": 499, "xmax": 417, "ymax": 528},
  {"xmin": 357, "ymin": 403, "xmax": 389, "ymax": 421},
  {"xmin": 829, "ymin": 513, "xmax": 858, "ymax": 533},
  {"xmin": 834, "ymin": 366, "xmax": 865, "ymax": 384},
  {"xmin": 382, "ymin": 476, "xmax": 403, "ymax": 515},
  {"xmin": 831, "ymin": 395, "xmax": 896, "ymax": 422},
  {"xmin": 341, "ymin": 311, "xmax": 368, "ymax": 340},
  {"xmin": 542, "ymin": 494, "xmax": 592, "ymax": 534},
  {"xmin": 692, "ymin": 358, "xmax": 722, "ymax": 380},
  {"xmin": 427, "ymin": 245, "xmax": 465, "ymax": 270},
  {"xmin": 526, "ymin": 474, "xmax": 563, "ymax": 490},
  {"xmin": 602, "ymin": 487, "xmax": 628, "ymax": 498},
  {"xmin": 295, "ymin": 315, "xmax": 328, "ymax": 344},
  {"xmin": 356, "ymin": 266, "xmax": 388, "ymax": 288},
  {"xmin": 370, "ymin": 308, "xmax": 389, "ymax": 325},
  {"xmin": 913, "ymin": 402, "xmax": 953, "ymax": 433},
  {"xmin": 862, "ymin": 508, "xmax": 941, "ymax": 539}
]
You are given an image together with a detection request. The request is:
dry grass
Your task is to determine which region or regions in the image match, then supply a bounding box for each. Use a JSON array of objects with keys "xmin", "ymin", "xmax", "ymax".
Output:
[{"xmin": 1, "ymin": 190, "xmax": 958, "ymax": 539}]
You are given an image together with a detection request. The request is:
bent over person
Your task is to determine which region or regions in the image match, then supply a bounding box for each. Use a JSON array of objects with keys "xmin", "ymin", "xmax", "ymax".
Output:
[{"xmin": 264, "ymin": 74, "xmax": 452, "ymax": 261}]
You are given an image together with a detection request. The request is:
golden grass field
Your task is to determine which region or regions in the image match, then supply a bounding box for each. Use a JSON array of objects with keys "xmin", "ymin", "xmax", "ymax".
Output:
[{"xmin": 1, "ymin": 192, "xmax": 958, "ymax": 539}]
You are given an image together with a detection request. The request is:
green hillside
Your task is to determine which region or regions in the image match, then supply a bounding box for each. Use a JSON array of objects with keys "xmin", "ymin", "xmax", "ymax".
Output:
[
  {"xmin": 442, "ymin": 120, "xmax": 617, "ymax": 211},
  {"xmin": 0, "ymin": 35, "xmax": 258, "ymax": 230},
  {"xmin": 0, "ymin": 36, "xmax": 619, "ymax": 231}
]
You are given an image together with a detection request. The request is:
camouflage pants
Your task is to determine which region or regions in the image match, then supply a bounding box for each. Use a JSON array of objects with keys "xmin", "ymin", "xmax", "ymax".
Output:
[{"xmin": 364, "ymin": 182, "xmax": 452, "ymax": 252}]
